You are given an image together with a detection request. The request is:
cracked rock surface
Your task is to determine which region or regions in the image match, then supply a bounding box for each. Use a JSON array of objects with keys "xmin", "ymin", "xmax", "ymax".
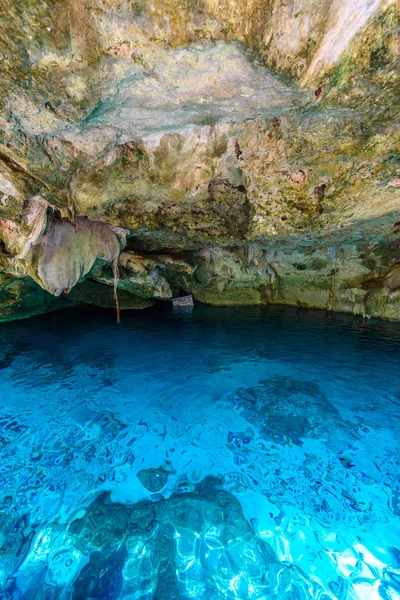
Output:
[{"xmin": 0, "ymin": 0, "xmax": 398, "ymax": 320}]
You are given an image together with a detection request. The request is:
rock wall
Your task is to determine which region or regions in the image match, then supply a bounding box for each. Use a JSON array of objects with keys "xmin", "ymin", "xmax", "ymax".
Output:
[
  {"xmin": 1, "ymin": 233, "xmax": 399, "ymax": 321},
  {"xmin": 0, "ymin": 0, "xmax": 398, "ymax": 321}
]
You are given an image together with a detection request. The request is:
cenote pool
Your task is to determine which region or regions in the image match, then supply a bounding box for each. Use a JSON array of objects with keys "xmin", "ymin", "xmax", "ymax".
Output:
[{"xmin": 0, "ymin": 305, "xmax": 400, "ymax": 599}]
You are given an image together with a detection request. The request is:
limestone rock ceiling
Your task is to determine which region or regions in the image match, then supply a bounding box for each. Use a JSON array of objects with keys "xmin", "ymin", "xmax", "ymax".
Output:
[{"xmin": 0, "ymin": 0, "xmax": 398, "ymax": 320}]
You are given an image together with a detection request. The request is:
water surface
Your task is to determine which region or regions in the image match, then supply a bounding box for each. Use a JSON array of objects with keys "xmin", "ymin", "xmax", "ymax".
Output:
[{"xmin": 0, "ymin": 305, "xmax": 400, "ymax": 599}]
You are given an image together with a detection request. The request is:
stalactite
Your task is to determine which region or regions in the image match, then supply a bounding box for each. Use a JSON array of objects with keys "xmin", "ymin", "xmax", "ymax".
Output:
[
  {"xmin": 328, "ymin": 245, "xmax": 339, "ymax": 304},
  {"xmin": 199, "ymin": 248, "xmax": 211, "ymax": 268},
  {"xmin": 247, "ymin": 243, "xmax": 255, "ymax": 264},
  {"xmin": 266, "ymin": 264, "xmax": 276, "ymax": 284}
]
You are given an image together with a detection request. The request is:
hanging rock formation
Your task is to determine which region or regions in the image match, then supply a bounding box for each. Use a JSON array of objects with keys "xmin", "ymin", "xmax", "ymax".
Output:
[{"xmin": 0, "ymin": 0, "xmax": 398, "ymax": 320}]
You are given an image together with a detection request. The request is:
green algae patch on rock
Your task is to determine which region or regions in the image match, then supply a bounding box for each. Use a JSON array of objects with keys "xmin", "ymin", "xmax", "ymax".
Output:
[
  {"xmin": 96, "ymin": 251, "xmax": 173, "ymax": 300},
  {"xmin": 0, "ymin": 275, "xmax": 69, "ymax": 322},
  {"xmin": 0, "ymin": 276, "xmax": 154, "ymax": 323},
  {"xmin": 66, "ymin": 280, "xmax": 155, "ymax": 310},
  {"xmin": 193, "ymin": 286, "xmax": 265, "ymax": 306}
]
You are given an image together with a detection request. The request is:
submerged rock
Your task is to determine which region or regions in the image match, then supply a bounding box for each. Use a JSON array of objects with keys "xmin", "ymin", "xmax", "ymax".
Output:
[
  {"xmin": 7, "ymin": 482, "xmax": 326, "ymax": 598},
  {"xmin": 137, "ymin": 467, "xmax": 169, "ymax": 492},
  {"xmin": 233, "ymin": 376, "xmax": 346, "ymax": 446}
]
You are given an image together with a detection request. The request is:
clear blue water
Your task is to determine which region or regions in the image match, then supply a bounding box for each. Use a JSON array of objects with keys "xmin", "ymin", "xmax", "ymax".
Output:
[{"xmin": 0, "ymin": 305, "xmax": 400, "ymax": 600}]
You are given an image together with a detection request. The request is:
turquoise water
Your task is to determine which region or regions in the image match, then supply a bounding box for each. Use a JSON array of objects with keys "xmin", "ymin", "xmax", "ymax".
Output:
[{"xmin": 0, "ymin": 305, "xmax": 400, "ymax": 599}]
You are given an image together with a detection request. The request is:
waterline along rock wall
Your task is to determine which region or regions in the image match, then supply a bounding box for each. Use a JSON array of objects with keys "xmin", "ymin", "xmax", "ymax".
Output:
[{"xmin": 0, "ymin": 0, "xmax": 399, "ymax": 321}]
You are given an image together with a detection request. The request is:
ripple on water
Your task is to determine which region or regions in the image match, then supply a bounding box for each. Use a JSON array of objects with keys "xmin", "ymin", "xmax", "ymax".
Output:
[{"xmin": 0, "ymin": 305, "xmax": 399, "ymax": 598}]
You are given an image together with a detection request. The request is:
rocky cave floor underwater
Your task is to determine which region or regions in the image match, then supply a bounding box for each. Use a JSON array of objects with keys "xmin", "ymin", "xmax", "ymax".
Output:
[{"xmin": 0, "ymin": 305, "xmax": 400, "ymax": 600}]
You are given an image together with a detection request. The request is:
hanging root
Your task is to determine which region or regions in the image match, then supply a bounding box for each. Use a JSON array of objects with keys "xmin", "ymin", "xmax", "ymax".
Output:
[{"xmin": 113, "ymin": 256, "xmax": 121, "ymax": 325}]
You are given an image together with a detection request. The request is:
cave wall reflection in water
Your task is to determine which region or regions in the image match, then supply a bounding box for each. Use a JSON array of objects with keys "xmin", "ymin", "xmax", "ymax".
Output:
[{"xmin": 0, "ymin": 305, "xmax": 400, "ymax": 599}]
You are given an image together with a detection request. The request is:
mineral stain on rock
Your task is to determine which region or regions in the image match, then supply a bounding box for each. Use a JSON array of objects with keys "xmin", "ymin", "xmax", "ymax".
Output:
[{"xmin": 0, "ymin": 0, "xmax": 398, "ymax": 321}]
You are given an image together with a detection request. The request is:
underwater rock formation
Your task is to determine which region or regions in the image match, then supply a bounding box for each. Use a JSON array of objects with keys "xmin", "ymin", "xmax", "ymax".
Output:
[
  {"xmin": 234, "ymin": 376, "xmax": 345, "ymax": 446},
  {"xmin": 6, "ymin": 480, "xmax": 326, "ymax": 598},
  {"xmin": 0, "ymin": 0, "xmax": 398, "ymax": 320}
]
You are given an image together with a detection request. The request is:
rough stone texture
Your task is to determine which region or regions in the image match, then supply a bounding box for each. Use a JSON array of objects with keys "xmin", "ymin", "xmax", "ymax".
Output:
[
  {"xmin": 9, "ymin": 481, "xmax": 316, "ymax": 598},
  {"xmin": 0, "ymin": 0, "xmax": 398, "ymax": 320}
]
